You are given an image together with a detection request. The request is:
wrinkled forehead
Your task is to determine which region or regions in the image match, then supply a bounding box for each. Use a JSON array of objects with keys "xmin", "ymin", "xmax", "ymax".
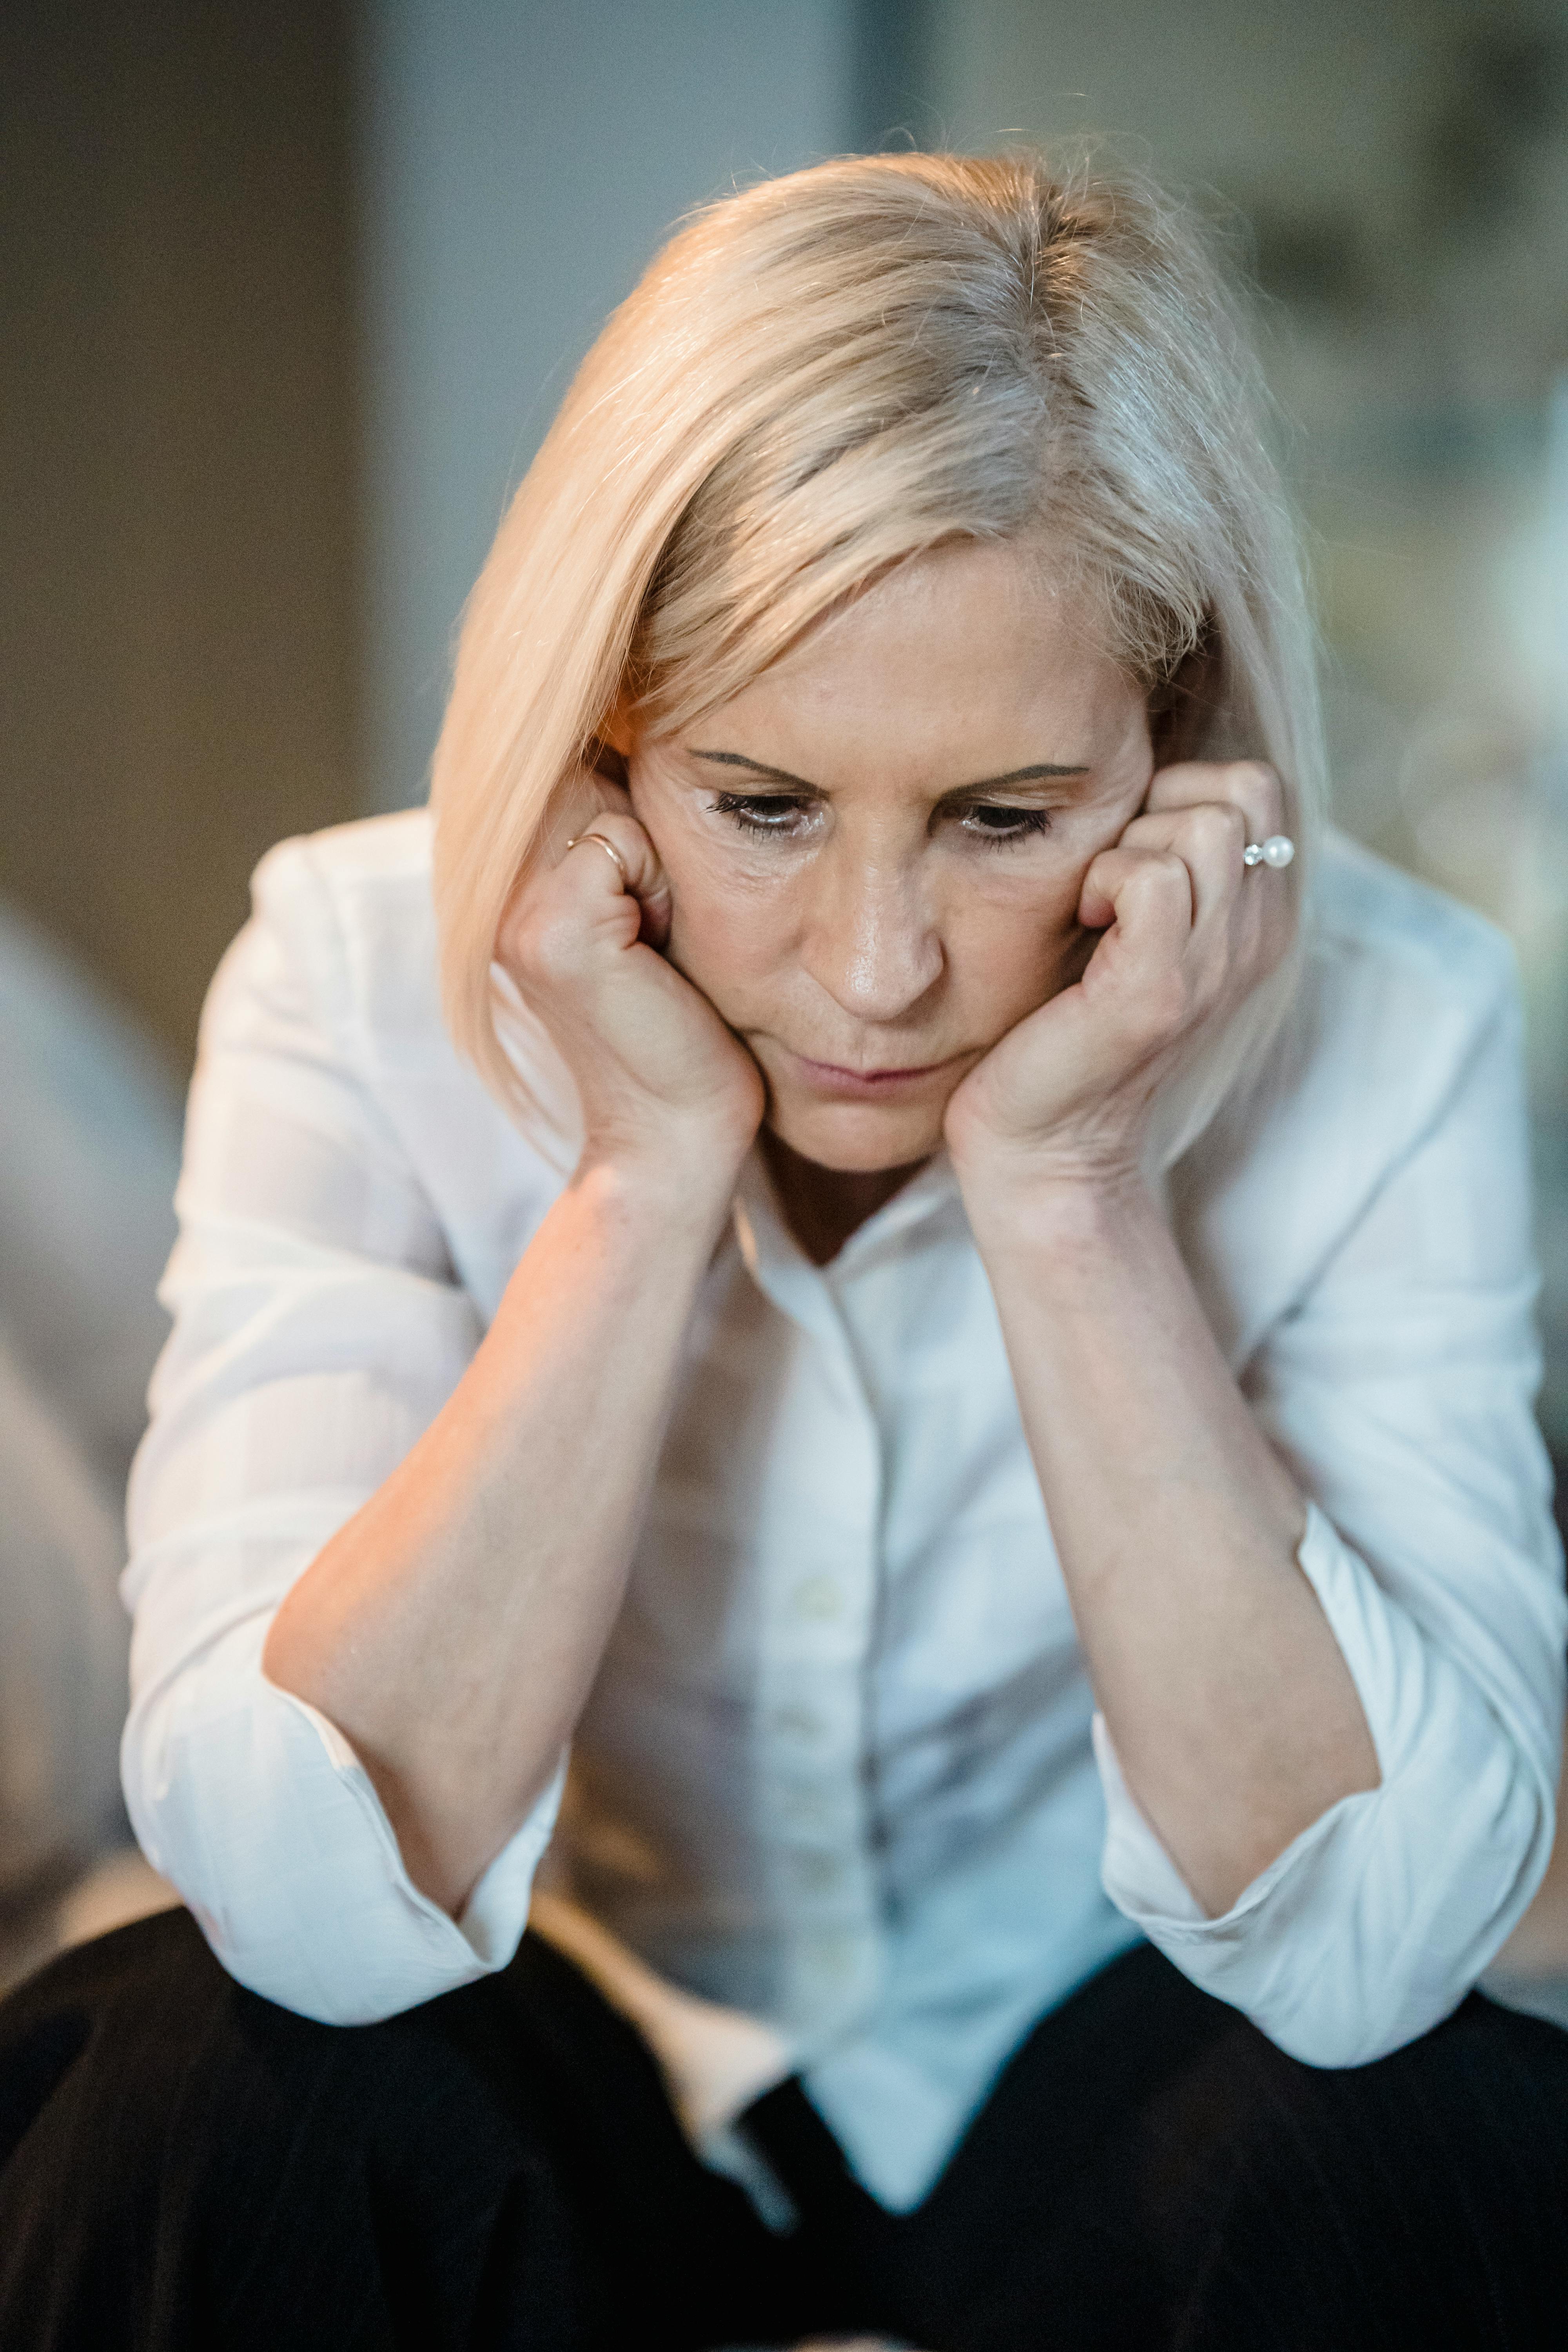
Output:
[{"xmin": 646, "ymin": 539, "xmax": 1145, "ymax": 774}]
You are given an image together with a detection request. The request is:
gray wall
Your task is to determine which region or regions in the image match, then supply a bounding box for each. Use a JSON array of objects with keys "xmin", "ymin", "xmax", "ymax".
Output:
[
  {"xmin": 361, "ymin": 0, "xmax": 858, "ymax": 814},
  {"xmin": 0, "ymin": 2, "xmax": 359, "ymax": 1063}
]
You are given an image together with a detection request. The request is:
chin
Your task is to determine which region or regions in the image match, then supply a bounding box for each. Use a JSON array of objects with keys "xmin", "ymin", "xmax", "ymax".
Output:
[{"xmin": 766, "ymin": 1096, "xmax": 949, "ymax": 1173}]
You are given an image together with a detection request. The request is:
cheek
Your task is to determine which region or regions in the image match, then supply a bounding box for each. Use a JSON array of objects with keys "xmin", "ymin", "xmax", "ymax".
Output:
[
  {"xmin": 662, "ymin": 857, "xmax": 794, "ymax": 1011},
  {"xmin": 947, "ymin": 875, "xmax": 1087, "ymax": 1034},
  {"xmin": 630, "ymin": 779, "xmax": 792, "ymax": 1009}
]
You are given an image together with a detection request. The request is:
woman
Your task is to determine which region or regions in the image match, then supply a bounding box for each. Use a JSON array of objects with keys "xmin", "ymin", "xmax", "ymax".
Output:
[{"xmin": 3, "ymin": 151, "xmax": 1566, "ymax": 2352}]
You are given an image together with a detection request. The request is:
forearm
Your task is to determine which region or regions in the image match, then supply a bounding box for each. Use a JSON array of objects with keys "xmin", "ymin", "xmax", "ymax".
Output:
[
  {"xmin": 963, "ymin": 1169, "xmax": 1379, "ymax": 1914},
  {"xmin": 262, "ymin": 1155, "xmax": 732, "ymax": 1913}
]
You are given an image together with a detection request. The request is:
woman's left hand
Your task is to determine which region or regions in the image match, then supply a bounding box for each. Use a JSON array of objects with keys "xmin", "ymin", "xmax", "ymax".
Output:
[
  {"xmin": 944, "ymin": 760, "xmax": 1295, "ymax": 1194},
  {"xmin": 943, "ymin": 760, "xmax": 1374, "ymax": 1918}
]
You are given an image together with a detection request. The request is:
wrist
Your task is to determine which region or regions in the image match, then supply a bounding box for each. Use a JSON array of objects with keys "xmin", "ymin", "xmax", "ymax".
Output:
[
  {"xmin": 573, "ymin": 1127, "xmax": 749, "ymax": 1238},
  {"xmin": 945, "ymin": 1080, "xmax": 1150, "ymax": 1216},
  {"xmin": 955, "ymin": 1146, "xmax": 1157, "ymax": 1260}
]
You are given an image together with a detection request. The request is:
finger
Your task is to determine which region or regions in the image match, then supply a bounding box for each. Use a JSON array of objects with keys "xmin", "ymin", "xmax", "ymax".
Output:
[
  {"xmin": 1074, "ymin": 848, "xmax": 1201, "ymax": 1054},
  {"xmin": 554, "ymin": 808, "xmax": 673, "ymax": 948},
  {"xmin": 1143, "ymin": 759, "xmax": 1285, "ymax": 849},
  {"xmin": 1117, "ymin": 800, "xmax": 1296, "ymax": 1002},
  {"xmin": 1114, "ymin": 799, "xmax": 1250, "ymax": 925},
  {"xmin": 1078, "ymin": 844, "xmax": 1194, "ymax": 952}
]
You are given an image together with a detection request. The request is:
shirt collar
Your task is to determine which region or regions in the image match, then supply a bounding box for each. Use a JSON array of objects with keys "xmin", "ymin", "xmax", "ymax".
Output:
[{"xmin": 731, "ymin": 1145, "xmax": 963, "ymax": 1306}]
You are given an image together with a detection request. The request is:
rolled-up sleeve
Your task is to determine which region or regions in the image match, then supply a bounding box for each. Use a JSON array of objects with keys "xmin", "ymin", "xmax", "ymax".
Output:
[
  {"xmin": 122, "ymin": 838, "xmax": 562, "ymax": 2023},
  {"xmin": 1096, "ymin": 956, "xmax": 1567, "ymax": 2066}
]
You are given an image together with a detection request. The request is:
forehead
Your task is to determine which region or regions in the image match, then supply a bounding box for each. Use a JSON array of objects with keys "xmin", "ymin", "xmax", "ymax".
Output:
[{"xmin": 686, "ymin": 539, "xmax": 1135, "ymax": 775}]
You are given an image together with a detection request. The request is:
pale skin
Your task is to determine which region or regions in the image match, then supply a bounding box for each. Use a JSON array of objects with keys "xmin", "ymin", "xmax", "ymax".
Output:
[{"xmin": 263, "ymin": 538, "xmax": 1380, "ymax": 1920}]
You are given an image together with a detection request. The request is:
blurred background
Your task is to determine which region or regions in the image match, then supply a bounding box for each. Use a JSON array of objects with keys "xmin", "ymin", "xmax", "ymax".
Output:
[{"xmin": 3, "ymin": 0, "xmax": 1567, "ymax": 1966}]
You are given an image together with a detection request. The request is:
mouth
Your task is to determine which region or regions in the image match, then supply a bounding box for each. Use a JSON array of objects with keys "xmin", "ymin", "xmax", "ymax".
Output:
[{"xmin": 787, "ymin": 1051, "xmax": 962, "ymax": 1101}]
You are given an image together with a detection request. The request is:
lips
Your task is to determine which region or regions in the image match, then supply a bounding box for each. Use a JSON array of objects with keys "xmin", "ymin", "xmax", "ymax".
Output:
[{"xmin": 788, "ymin": 1052, "xmax": 958, "ymax": 1100}]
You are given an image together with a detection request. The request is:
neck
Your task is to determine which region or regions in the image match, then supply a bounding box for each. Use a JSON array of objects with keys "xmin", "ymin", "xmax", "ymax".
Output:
[{"xmin": 760, "ymin": 1128, "xmax": 929, "ymax": 1267}]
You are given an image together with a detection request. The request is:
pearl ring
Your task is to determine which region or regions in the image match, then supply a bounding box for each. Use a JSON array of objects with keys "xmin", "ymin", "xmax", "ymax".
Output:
[{"xmin": 1243, "ymin": 834, "xmax": 1295, "ymax": 870}]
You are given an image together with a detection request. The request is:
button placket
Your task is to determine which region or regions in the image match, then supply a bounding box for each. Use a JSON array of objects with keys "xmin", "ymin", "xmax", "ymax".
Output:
[
  {"xmin": 757, "ymin": 1391, "xmax": 883, "ymax": 2025},
  {"xmin": 731, "ymin": 1159, "xmax": 898, "ymax": 2033}
]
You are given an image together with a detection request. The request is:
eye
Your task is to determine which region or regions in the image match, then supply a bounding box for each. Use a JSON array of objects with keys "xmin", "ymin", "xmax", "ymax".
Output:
[
  {"xmin": 710, "ymin": 791, "xmax": 817, "ymax": 840},
  {"xmin": 956, "ymin": 803, "xmax": 1053, "ymax": 848}
]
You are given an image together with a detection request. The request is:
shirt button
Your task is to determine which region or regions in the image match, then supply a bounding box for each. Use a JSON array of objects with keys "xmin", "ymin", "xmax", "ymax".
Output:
[{"xmin": 791, "ymin": 1575, "xmax": 842, "ymax": 1621}]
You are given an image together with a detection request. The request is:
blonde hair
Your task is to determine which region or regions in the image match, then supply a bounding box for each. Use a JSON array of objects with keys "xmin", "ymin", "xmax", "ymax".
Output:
[{"xmin": 431, "ymin": 150, "xmax": 1323, "ymax": 1166}]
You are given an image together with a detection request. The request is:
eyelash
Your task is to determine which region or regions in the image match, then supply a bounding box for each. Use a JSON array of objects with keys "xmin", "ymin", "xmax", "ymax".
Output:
[
  {"xmin": 708, "ymin": 793, "xmax": 1053, "ymax": 849},
  {"xmin": 961, "ymin": 805, "xmax": 1053, "ymax": 849}
]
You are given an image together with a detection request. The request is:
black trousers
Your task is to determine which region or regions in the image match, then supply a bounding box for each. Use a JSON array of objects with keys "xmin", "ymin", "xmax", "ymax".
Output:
[{"xmin": 2, "ymin": 1911, "xmax": 1568, "ymax": 2350}]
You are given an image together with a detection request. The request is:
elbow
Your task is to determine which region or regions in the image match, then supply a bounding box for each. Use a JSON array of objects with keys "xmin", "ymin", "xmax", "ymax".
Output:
[
  {"xmin": 1263, "ymin": 1750, "xmax": 1554, "ymax": 2073},
  {"xmin": 1259, "ymin": 1989, "xmax": 1456, "ymax": 2075},
  {"xmin": 123, "ymin": 1634, "xmax": 552, "ymax": 2025}
]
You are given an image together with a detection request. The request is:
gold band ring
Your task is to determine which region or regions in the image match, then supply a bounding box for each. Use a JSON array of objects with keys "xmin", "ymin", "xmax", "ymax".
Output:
[{"xmin": 564, "ymin": 831, "xmax": 631, "ymax": 888}]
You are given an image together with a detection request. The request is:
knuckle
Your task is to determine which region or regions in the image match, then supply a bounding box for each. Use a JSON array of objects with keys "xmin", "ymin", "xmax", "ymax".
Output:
[
  {"xmin": 1188, "ymin": 802, "xmax": 1245, "ymax": 853},
  {"xmin": 495, "ymin": 901, "xmax": 533, "ymax": 973},
  {"xmin": 1237, "ymin": 760, "xmax": 1285, "ymax": 824},
  {"xmin": 514, "ymin": 902, "xmax": 579, "ymax": 986},
  {"xmin": 1117, "ymin": 849, "xmax": 1185, "ymax": 908},
  {"xmin": 594, "ymin": 809, "xmax": 644, "ymax": 853},
  {"xmin": 506, "ymin": 932, "xmax": 550, "ymax": 993}
]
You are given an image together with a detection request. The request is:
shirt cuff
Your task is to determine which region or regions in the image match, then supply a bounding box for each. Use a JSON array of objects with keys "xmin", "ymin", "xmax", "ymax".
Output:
[
  {"xmin": 280, "ymin": 1679, "xmax": 568, "ymax": 1973},
  {"xmin": 124, "ymin": 1610, "xmax": 565, "ymax": 2023},
  {"xmin": 1093, "ymin": 1501, "xmax": 1384, "ymax": 1941},
  {"xmin": 1093, "ymin": 1706, "xmax": 1370, "ymax": 1938},
  {"xmin": 1086, "ymin": 1498, "xmax": 1557, "ymax": 2068}
]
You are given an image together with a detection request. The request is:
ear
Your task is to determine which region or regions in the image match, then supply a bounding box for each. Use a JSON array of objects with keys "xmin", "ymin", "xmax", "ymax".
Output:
[
  {"xmin": 551, "ymin": 708, "xmax": 631, "ymax": 855},
  {"xmin": 584, "ymin": 733, "xmax": 630, "ymax": 790},
  {"xmin": 590, "ymin": 697, "xmax": 636, "ymax": 781},
  {"xmin": 1148, "ymin": 624, "xmax": 1220, "ymax": 769}
]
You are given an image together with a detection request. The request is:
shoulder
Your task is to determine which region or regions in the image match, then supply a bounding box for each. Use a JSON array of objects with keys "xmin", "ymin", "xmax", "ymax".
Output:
[
  {"xmin": 242, "ymin": 809, "xmax": 443, "ymax": 1058},
  {"xmin": 1250, "ymin": 827, "xmax": 1524, "ymax": 1162},
  {"xmin": 255, "ymin": 806, "xmax": 434, "ymax": 900},
  {"xmin": 207, "ymin": 816, "xmax": 575, "ymax": 1299},
  {"xmin": 1290, "ymin": 827, "xmax": 1523, "ymax": 1153},
  {"xmin": 1307, "ymin": 828, "xmax": 1517, "ymax": 1028},
  {"xmin": 1175, "ymin": 833, "xmax": 1525, "ymax": 1359},
  {"xmin": 1233, "ymin": 828, "xmax": 1523, "ymax": 1183}
]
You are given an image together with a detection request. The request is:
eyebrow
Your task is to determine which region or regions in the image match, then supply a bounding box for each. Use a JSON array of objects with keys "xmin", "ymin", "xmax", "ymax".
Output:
[{"xmin": 690, "ymin": 750, "xmax": 1091, "ymax": 791}]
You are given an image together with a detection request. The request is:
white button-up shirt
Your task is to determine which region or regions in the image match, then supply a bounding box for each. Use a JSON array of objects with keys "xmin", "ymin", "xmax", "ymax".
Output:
[{"xmin": 123, "ymin": 811, "xmax": 1566, "ymax": 2213}]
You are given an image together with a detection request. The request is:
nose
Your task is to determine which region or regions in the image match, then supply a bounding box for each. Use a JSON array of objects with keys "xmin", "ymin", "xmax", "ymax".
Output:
[{"xmin": 799, "ymin": 849, "xmax": 944, "ymax": 1026}]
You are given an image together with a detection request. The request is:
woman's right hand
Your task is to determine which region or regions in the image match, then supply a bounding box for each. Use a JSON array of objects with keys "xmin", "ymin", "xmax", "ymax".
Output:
[
  {"xmin": 497, "ymin": 792, "xmax": 765, "ymax": 1188},
  {"xmin": 267, "ymin": 791, "xmax": 767, "ymax": 1917}
]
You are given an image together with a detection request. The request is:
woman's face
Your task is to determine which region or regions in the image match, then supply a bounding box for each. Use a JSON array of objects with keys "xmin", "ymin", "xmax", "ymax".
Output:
[{"xmin": 624, "ymin": 538, "xmax": 1156, "ymax": 1173}]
